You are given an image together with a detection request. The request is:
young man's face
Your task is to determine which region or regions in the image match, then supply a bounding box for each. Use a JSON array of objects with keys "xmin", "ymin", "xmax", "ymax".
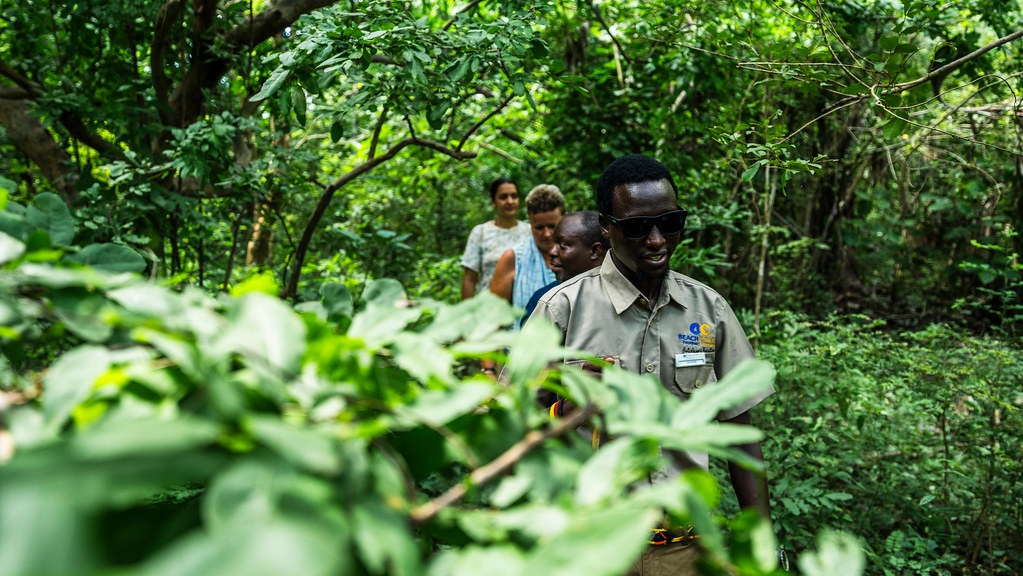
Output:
[
  {"xmin": 549, "ymin": 215, "xmax": 600, "ymax": 282},
  {"xmin": 602, "ymin": 178, "xmax": 681, "ymax": 285},
  {"xmin": 528, "ymin": 209, "xmax": 562, "ymax": 256}
]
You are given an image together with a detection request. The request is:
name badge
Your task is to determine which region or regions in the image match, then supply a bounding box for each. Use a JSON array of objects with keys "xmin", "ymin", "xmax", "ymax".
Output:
[{"xmin": 675, "ymin": 353, "xmax": 706, "ymax": 367}]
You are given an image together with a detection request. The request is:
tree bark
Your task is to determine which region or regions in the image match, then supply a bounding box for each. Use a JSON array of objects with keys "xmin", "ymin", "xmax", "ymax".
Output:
[{"xmin": 0, "ymin": 99, "xmax": 79, "ymax": 204}]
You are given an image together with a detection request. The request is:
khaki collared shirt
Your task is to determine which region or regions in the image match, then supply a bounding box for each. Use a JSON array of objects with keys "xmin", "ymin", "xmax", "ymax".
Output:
[{"xmin": 531, "ymin": 254, "xmax": 773, "ymax": 441}]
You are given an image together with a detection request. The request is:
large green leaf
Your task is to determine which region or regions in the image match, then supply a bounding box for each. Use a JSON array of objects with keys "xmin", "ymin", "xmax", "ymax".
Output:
[
  {"xmin": 361, "ymin": 278, "xmax": 407, "ymax": 308},
  {"xmin": 0, "ymin": 484, "xmax": 95, "ymax": 576},
  {"xmin": 428, "ymin": 545, "xmax": 527, "ymax": 576},
  {"xmin": 0, "ymin": 210, "xmax": 29, "ymax": 242},
  {"xmin": 43, "ymin": 345, "xmax": 111, "ymax": 430},
  {"xmin": 399, "ymin": 380, "xmax": 493, "ymax": 427},
  {"xmin": 26, "ymin": 192, "xmax": 75, "ymax": 246},
  {"xmin": 143, "ymin": 518, "xmax": 350, "ymax": 576},
  {"xmin": 503, "ymin": 316, "xmax": 565, "ymax": 386},
  {"xmin": 519, "ymin": 505, "xmax": 659, "ymax": 576},
  {"xmin": 249, "ymin": 65, "xmax": 290, "ymax": 102},
  {"xmin": 575, "ymin": 437, "xmax": 660, "ymax": 506},
  {"xmin": 391, "ymin": 332, "xmax": 454, "ymax": 384},
  {"xmin": 17, "ymin": 262, "xmax": 135, "ymax": 289},
  {"xmin": 214, "ymin": 292, "xmax": 306, "ymax": 373},
  {"xmin": 132, "ymin": 327, "xmax": 203, "ymax": 380},
  {"xmin": 656, "ymin": 423, "xmax": 764, "ymax": 455},
  {"xmin": 68, "ymin": 242, "xmax": 146, "ymax": 273},
  {"xmin": 427, "ymin": 293, "xmax": 520, "ymax": 346},
  {"xmin": 70, "ymin": 417, "xmax": 220, "ymax": 460},
  {"xmin": 797, "ymin": 531, "xmax": 866, "ymax": 576},
  {"xmin": 51, "ymin": 288, "xmax": 114, "ymax": 342},
  {"xmin": 321, "ymin": 281, "xmax": 353, "ymax": 321},
  {"xmin": 669, "ymin": 359, "xmax": 775, "ymax": 430},
  {"xmin": 245, "ymin": 416, "xmax": 342, "ymax": 475},
  {"xmin": 348, "ymin": 302, "xmax": 423, "ymax": 347},
  {"xmin": 108, "ymin": 283, "xmax": 185, "ymax": 319},
  {"xmin": 0, "ymin": 230, "xmax": 25, "ymax": 264},
  {"xmin": 352, "ymin": 502, "xmax": 421, "ymax": 576}
]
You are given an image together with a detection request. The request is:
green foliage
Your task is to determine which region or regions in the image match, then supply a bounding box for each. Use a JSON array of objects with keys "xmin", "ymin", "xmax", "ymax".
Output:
[
  {"xmin": 954, "ymin": 225, "xmax": 1023, "ymax": 337},
  {"xmin": 0, "ymin": 207, "xmax": 868, "ymax": 575},
  {"xmin": 758, "ymin": 311, "xmax": 1023, "ymax": 575}
]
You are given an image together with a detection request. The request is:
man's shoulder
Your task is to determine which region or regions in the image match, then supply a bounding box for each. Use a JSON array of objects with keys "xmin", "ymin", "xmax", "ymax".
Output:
[
  {"xmin": 543, "ymin": 268, "xmax": 603, "ymax": 301},
  {"xmin": 669, "ymin": 270, "xmax": 723, "ymax": 296}
]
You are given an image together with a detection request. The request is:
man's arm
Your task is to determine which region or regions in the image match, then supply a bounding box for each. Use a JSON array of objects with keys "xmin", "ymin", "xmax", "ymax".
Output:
[
  {"xmin": 489, "ymin": 249, "xmax": 516, "ymax": 304},
  {"xmin": 723, "ymin": 410, "xmax": 771, "ymax": 518},
  {"xmin": 461, "ymin": 268, "xmax": 478, "ymax": 300}
]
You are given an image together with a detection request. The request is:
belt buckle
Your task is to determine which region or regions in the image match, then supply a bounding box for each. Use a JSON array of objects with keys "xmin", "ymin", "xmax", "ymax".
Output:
[{"xmin": 648, "ymin": 526, "xmax": 698, "ymax": 546}]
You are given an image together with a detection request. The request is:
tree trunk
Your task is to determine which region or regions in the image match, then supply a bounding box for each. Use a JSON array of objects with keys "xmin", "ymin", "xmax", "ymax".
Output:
[{"xmin": 0, "ymin": 100, "xmax": 79, "ymax": 204}]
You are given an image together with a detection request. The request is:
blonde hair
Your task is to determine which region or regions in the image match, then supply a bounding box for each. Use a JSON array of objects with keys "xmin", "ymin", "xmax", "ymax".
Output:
[{"xmin": 525, "ymin": 184, "xmax": 566, "ymax": 215}]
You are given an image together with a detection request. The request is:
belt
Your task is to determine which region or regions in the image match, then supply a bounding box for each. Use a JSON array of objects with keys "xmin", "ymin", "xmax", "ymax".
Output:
[{"xmin": 649, "ymin": 526, "xmax": 700, "ymax": 546}]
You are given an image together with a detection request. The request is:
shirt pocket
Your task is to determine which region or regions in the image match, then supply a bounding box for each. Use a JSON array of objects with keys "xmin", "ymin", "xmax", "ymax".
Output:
[{"xmin": 672, "ymin": 352, "xmax": 715, "ymax": 394}]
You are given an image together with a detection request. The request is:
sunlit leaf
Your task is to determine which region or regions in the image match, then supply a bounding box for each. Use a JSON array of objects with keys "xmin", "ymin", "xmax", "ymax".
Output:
[
  {"xmin": 428, "ymin": 545, "xmax": 527, "ymax": 576},
  {"xmin": 798, "ymin": 531, "xmax": 866, "ymax": 576},
  {"xmin": 250, "ymin": 65, "xmax": 290, "ymax": 102},
  {"xmin": 669, "ymin": 359, "xmax": 775, "ymax": 429},
  {"xmin": 400, "ymin": 381, "xmax": 493, "ymax": 427},
  {"xmin": 43, "ymin": 345, "xmax": 111, "ymax": 430},
  {"xmin": 520, "ymin": 505, "xmax": 658, "ymax": 576},
  {"xmin": 741, "ymin": 160, "xmax": 764, "ymax": 182},
  {"xmin": 70, "ymin": 417, "xmax": 220, "ymax": 460},
  {"xmin": 0, "ymin": 230, "xmax": 25, "ymax": 264},
  {"xmin": 214, "ymin": 293, "xmax": 306, "ymax": 373}
]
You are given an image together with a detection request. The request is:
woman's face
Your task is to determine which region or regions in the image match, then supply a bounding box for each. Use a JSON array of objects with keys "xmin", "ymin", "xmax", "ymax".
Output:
[
  {"xmin": 491, "ymin": 183, "xmax": 520, "ymax": 219},
  {"xmin": 528, "ymin": 209, "xmax": 563, "ymax": 257}
]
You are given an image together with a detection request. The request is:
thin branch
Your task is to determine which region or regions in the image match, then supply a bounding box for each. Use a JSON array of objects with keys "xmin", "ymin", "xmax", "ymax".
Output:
[
  {"xmin": 284, "ymin": 135, "xmax": 474, "ymax": 298},
  {"xmin": 586, "ymin": 0, "xmax": 631, "ymax": 66},
  {"xmin": 412, "ymin": 135, "xmax": 479, "ymax": 159},
  {"xmin": 890, "ymin": 28, "xmax": 1023, "ymax": 94},
  {"xmin": 785, "ymin": 27, "xmax": 1023, "ymax": 141},
  {"xmin": 409, "ymin": 403, "xmax": 600, "ymax": 525},
  {"xmin": 0, "ymin": 86, "xmax": 32, "ymax": 99},
  {"xmin": 222, "ymin": 0, "xmax": 340, "ymax": 50},
  {"xmin": 368, "ymin": 100, "xmax": 391, "ymax": 160},
  {"xmin": 0, "ymin": 59, "xmax": 40, "ymax": 96},
  {"xmin": 58, "ymin": 111, "xmax": 123, "ymax": 158},
  {"xmin": 457, "ymin": 94, "xmax": 514, "ymax": 151},
  {"xmin": 478, "ymin": 142, "xmax": 525, "ymax": 163},
  {"xmin": 442, "ymin": 0, "xmax": 482, "ymax": 31},
  {"xmin": 405, "ymin": 115, "xmax": 417, "ymax": 140}
]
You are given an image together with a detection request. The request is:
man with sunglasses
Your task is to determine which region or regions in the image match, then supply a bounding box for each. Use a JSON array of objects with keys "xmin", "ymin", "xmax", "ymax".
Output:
[{"xmin": 530, "ymin": 154, "xmax": 774, "ymax": 576}]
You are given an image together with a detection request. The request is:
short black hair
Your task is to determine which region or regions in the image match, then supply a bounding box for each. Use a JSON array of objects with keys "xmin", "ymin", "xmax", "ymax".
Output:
[
  {"xmin": 575, "ymin": 210, "xmax": 609, "ymax": 249},
  {"xmin": 595, "ymin": 155, "xmax": 678, "ymax": 215},
  {"xmin": 488, "ymin": 177, "xmax": 517, "ymax": 200}
]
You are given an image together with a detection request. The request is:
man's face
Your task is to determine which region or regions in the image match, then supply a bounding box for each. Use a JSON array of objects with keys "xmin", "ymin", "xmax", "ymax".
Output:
[
  {"xmin": 491, "ymin": 183, "xmax": 519, "ymax": 219},
  {"xmin": 602, "ymin": 178, "xmax": 680, "ymax": 285},
  {"xmin": 549, "ymin": 215, "xmax": 600, "ymax": 282},
  {"xmin": 528, "ymin": 209, "xmax": 562, "ymax": 256}
]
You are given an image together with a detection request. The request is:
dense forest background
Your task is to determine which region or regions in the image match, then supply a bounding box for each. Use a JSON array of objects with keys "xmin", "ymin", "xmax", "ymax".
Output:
[{"xmin": 1, "ymin": 0, "xmax": 1021, "ymax": 575}]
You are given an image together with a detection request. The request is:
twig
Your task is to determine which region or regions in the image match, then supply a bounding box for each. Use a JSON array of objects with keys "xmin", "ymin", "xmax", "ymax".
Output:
[
  {"xmin": 409, "ymin": 403, "xmax": 600, "ymax": 525},
  {"xmin": 442, "ymin": 0, "xmax": 482, "ymax": 31},
  {"xmin": 368, "ymin": 98, "xmax": 391, "ymax": 160},
  {"xmin": 457, "ymin": 94, "xmax": 514, "ymax": 151}
]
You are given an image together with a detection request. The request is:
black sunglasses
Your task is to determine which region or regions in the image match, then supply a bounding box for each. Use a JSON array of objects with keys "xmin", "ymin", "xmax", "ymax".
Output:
[{"xmin": 602, "ymin": 207, "xmax": 688, "ymax": 240}]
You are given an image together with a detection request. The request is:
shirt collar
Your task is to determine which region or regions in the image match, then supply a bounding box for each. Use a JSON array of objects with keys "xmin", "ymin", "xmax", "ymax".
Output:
[{"xmin": 599, "ymin": 253, "xmax": 688, "ymax": 315}]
